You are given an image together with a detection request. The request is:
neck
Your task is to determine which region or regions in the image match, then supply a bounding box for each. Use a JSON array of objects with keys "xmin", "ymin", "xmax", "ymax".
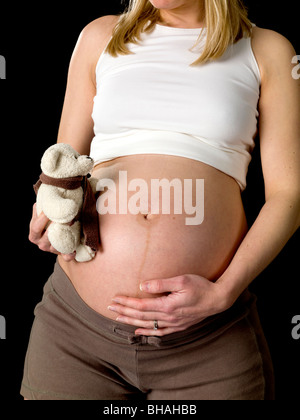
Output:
[{"xmin": 158, "ymin": 1, "xmax": 205, "ymax": 29}]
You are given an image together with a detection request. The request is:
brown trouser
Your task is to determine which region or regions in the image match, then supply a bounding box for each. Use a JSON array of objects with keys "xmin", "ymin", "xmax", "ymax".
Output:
[{"xmin": 21, "ymin": 262, "xmax": 275, "ymax": 400}]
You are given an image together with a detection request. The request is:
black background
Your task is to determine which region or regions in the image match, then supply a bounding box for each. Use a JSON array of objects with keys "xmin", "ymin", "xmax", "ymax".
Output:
[{"xmin": 0, "ymin": 0, "xmax": 299, "ymax": 402}]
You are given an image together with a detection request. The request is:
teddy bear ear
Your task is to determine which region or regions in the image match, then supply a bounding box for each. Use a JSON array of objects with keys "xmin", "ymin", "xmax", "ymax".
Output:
[{"xmin": 41, "ymin": 146, "xmax": 60, "ymax": 174}]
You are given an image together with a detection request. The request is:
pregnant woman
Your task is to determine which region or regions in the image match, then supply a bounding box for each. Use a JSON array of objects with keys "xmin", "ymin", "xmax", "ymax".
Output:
[{"xmin": 22, "ymin": 0, "xmax": 299, "ymax": 400}]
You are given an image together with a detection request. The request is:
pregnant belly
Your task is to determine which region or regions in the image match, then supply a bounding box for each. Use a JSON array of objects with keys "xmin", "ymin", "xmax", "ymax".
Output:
[{"xmin": 59, "ymin": 155, "xmax": 248, "ymax": 320}]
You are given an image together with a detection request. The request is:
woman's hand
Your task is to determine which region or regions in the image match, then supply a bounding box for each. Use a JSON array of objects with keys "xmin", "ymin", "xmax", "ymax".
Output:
[
  {"xmin": 108, "ymin": 274, "xmax": 233, "ymax": 336},
  {"xmin": 28, "ymin": 204, "xmax": 76, "ymax": 262}
]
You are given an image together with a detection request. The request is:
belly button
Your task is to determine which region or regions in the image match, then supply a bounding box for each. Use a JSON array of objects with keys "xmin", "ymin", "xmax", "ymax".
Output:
[{"xmin": 143, "ymin": 213, "xmax": 156, "ymax": 221}]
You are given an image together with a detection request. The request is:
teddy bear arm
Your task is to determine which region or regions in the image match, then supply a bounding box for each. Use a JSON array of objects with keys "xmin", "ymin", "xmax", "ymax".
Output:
[{"xmin": 40, "ymin": 186, "xmax": 81, "ymax": 223}]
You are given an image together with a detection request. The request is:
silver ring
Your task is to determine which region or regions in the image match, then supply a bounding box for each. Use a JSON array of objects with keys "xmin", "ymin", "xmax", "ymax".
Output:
[{"xmin": 154, "ymin": 320, "xmax": 159, "ymax": 331}]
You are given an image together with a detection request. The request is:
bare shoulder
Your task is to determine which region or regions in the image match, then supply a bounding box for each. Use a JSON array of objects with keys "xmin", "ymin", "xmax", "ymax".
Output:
[
  {"xmin": 251, "ymin": 26, "xmax": 296, "ymax": 81},
  {"xmin": 80, "ymin": 15, "xmax": 120, "ymax": 46},
  {"xmin": 72, "ymin": 15, "xmax": 120, "ymax": 70}
]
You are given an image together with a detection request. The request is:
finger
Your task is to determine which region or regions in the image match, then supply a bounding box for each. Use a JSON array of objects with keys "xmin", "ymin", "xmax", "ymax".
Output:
[
  {"xmin": 32, "ymin": 203, "xmax": 37, "ymax": 219},
  {"xmin": 140, "ymin": 275, "xmax": 189, "ymax": 294},
  {"xmin": 115, "ymin": 316, "xmax": 170, "ymax": 330},
  {"xmin": 36, "ymin": 228, "xmax": 75, "ymax": 260},
  {"xmin": 134, "ymin": 319, "xmax": 198, "ymax": 337},
  {"xmin": 112, "ymin": 295, "xmax": 171, "ymax": 313},
  {"xmin": 30, "ymin": 205, "xmax": 76, "ymax": 260},
  {"xmin": 29, "ymin": 210, "xmax": 50, "ymax": 244},
  {"xmin": 37, "ymin": 229, "xmax": 56, "ymax": 253},
  {"xmin": 108, "ymin": 304, "xmax": 176, "ymax": 323},
  {"xmin": 135, "ymin": 326, "xmax": 186, "ymax": 337},
  {"xmin": 61, "ymin": 253, "xmax": 76, "ymax": 262},
  {"xmin": 31, "ymin": 203, "xmax": 46, "ymax": 224}
]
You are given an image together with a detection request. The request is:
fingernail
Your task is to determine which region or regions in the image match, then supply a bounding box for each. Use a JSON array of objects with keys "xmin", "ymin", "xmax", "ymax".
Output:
[
  {"xmin": 108, "ymin": 306, "xmax": 117, "ymax": 312},
  {"xmin": 116, "ymin": 316, "xmax": 125, "ymax": 322},
  {"xmin": 112, "ymin": 298, "xmax": 121, "ymax": 304},
  {"xmin": 140, "ymin": 282, "xmax": 149, "ymax": 292}
]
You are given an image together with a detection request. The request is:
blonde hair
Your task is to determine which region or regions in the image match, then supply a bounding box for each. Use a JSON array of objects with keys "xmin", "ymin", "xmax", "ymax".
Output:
[{"xmin": 106, "ymin": 0, "xmax": 253, "ymax": 65}]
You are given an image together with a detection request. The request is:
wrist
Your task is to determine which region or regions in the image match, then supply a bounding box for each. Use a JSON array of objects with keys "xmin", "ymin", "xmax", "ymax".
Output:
[{"xmin": 215, "ymin": 269, "xmax": 250, "ymax": 310}]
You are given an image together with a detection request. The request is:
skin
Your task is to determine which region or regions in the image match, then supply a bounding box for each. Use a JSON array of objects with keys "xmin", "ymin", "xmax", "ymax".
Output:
[
  {"xmin": 29, "ymin": 0, "xmax": 300, "ymax": 338},
  {"xmin": 150, "ymin": 0, "xmax": 206, "ymax": 27}
]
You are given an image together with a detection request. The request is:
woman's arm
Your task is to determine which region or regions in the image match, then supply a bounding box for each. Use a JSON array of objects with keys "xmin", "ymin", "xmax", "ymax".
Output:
[
  {"xmin": 57, "ymin": 16, "xmax": 119, "ymax": 154},
  {"xmin": 29, "ymin": 16, "xmax": 119, "ymax": 256},
  {"xmin": 110, "ymin": 28, "xmax": 300, "ymax": 336},
  {"xmin": 217, "ymin": 27, "xmax": 300, "ymax": 302}
]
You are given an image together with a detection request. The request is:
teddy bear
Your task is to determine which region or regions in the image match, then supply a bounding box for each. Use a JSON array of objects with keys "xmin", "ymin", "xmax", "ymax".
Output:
[{"xmin": 34, "ymin": 143, "xmax": 100, "ymax": 262}]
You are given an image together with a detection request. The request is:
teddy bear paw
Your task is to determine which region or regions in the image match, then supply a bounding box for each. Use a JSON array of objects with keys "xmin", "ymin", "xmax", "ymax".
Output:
[
  {"xmin": 75, "ymin": 244, "xmax": 96, "ymax": 263},
  {"xmin": 48, "ymin": 222, "xmax": 81, "ymax": 255}
]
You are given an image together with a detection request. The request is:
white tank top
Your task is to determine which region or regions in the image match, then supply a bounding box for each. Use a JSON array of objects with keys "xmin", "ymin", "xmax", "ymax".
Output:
[{"xmin": 91, "ymin": 23, "xmax": 261, "ymax": 190}]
